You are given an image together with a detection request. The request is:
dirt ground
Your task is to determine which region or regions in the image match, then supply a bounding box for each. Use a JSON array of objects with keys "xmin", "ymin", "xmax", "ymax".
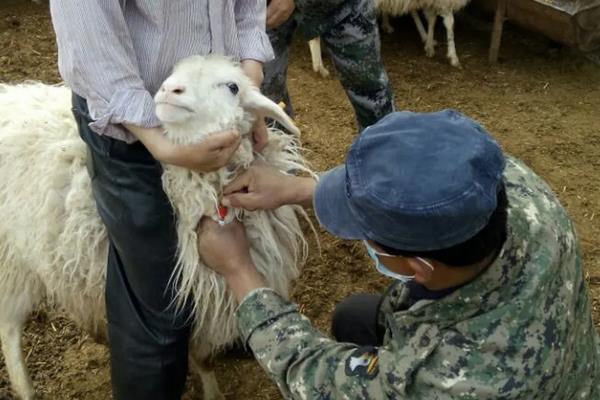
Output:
[{"xmin": 1, "ymin": 1, "xmax": 599, "ymax": 399}]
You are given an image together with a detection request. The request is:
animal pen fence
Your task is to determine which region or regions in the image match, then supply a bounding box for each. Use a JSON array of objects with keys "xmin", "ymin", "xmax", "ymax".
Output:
[{"xmin": 474, "ymin": 0, "xmax": 600, "ymax": 61}]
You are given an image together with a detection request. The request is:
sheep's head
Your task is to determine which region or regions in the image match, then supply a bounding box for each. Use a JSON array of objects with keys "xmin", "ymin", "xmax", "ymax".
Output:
[{"xmin": 155, "ymin": 55, "xmax": 299, "ymax": 144}]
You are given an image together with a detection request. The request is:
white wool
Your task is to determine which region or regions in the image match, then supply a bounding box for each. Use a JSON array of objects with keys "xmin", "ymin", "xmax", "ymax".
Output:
[
  {"xmin": 0, "ymin": 83, "xmax": 107, "ymax": 336},
  {"xmin": 0, "ymin": 56, "xmax": 311, "ymax": 398},
  {"xmin": 374, "ymin": 0, "xmax": 471, "ymax": 68},
  {"xmin": 158, "ymin": 56, "xmax": 310, "ymax": 355},
  {"xmin": 375, "ymin": 0, "xmax": 469, "ymax": 15}
]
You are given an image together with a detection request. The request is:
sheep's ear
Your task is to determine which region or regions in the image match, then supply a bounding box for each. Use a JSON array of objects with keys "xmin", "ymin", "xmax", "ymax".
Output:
[{"xmin": 242, "ymin": 88, "xmax": 300, "ymax": 136}]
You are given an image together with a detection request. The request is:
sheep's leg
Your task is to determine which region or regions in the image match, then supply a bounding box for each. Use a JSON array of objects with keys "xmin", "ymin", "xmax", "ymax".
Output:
[
  {"xmin": 308, "ymin": 37, "xmax": 330, "ymax": 78},
  {"xmin": 0, "ymin": 323, "xmax": 35, "ymax": 400},
  {"xmin": 190, "ymin": 356, "xmax": 225, "ymax": 400},
  {"xmin": 381, "ymin": 13, "xmax": 394, "ymax": 34},
  {"xmin": 0, "ymin": 261, "xmax": 40, "ymax": 400},
  {"xmin": 84, "ymin": 323, "xmax": 108, "ymax": 346},
  {"xmin": 199, "ymin": 368, "xmax": 224, "ymax": 400},
  {"xmin": 442, "ymin": 11, "xmax": 461, "ymax": 68},
  {"xmin": 423, "ymin": 8, "xmax": 438, "ymax": 58},
  {"xmin": 410, "ymin": 11, "xmax": 428, "ymax": 43}
]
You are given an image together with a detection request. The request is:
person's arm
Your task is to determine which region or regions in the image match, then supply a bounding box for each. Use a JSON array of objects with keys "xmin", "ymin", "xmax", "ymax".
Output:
[
  {"xmin": 266, "ymin": 0, "xmax": 296, "ymax": 29},
  {"xmin": 235, "ymin": 0, "xmax": 274, "ymax": 63},
  {"xmin": 124, "ymin": 125, "xmax": 242, "ymax": 172},
  {"xmin": 50, "ymin": 1, "xmax": 157, "ymax": 138},
  {"xmin": 221, "ymin": 162, "xmax": 315, "ymax": 210},
  {"xmin": 50, "ymin": 2, "xmax": 242, "ymax": 171},
  {"xmin": 196, "ymin": 218, "xmax": 412, "ymax": 399},
  {"xmin": 238, "ymin": 290, "xmax": 407, "ymax": 399},
  {"xmin": 235, "ymin": 1, "xmax": 275, "ymax": 151}
]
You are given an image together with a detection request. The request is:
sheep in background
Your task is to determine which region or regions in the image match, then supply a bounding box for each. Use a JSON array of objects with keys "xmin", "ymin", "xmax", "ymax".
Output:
[
  {"xmin": 308, "ymin": 0, "xmax": 469, "ymax": 73},
  {"xmin": 376, "ymin": 0, "xmax": 470, "ymax": 68},
  {"xmin": 0, "ymin": 55, "xmax": 311, "ymax": 400}
]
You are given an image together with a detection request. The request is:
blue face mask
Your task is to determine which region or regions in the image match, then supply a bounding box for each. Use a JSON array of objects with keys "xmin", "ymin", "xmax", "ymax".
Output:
[{"xmin": 363, "ymin": 241, "xmax": 434, "ymax": 283}]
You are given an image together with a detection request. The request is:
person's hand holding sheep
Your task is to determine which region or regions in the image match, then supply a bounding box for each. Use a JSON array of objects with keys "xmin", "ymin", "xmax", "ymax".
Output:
[
  {"xmin": 197, "ymin": 218, "xmax": 267, "ymax": 303},
  {"xmin": 125, "ymin": 124, "xmax": 242, "ymax": 173}
]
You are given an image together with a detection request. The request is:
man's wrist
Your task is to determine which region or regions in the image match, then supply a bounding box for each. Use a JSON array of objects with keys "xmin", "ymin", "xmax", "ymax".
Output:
[
  {"xmin": 283, "ymin": 176, "xmax": 315, "ymax": 208},
  {"xmin": 124, "ymin": 124, "xmax": 171, "ymax": 161},
  {"xmin": 241, "ymin": 59, "xmax": 264, "ymax": 88},
  {"xmin": 224, "ymin": 264, "xmax": 268, "ymax": 303}
]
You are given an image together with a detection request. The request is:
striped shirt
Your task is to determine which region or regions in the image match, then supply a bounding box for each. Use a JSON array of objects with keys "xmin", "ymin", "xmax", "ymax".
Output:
[{"xmin": 50, "ymin": 0, "xmax": 273, "ymax": 142}]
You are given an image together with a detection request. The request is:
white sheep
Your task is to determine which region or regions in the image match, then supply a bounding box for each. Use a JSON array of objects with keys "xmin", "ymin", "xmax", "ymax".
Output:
[
  {"xmin": 0, "ymin": 55, "xmax": 311, "ymax": 400},
  {"xmin": 376, "ymin": 0, "xmax": 470, "ymax": 68},
  {"xmin": 308, "ymin": 0, "xmax": 469, "ymax": 73}
]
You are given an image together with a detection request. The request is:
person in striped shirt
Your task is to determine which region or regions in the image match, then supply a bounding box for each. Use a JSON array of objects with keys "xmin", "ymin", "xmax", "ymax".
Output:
[{"xmin": 49, "ymin": 2, "xmax": 273, "ymax": 399}]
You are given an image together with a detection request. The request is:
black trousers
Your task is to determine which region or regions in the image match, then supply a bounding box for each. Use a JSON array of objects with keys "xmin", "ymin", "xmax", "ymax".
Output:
[
  {"xmin": 72, "ymin": 95, "xmax": 191, "ymax": 400},
  {"xmin": 331, "ymin": 294, "xmax": 385, "ymax": 347}
]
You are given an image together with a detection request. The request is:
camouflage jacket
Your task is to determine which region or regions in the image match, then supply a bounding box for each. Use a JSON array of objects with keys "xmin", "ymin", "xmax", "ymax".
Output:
[
  {"xmin": 292, "ymin": 0, "xmax": 355, "ymax": 39},
  {"xmin": 236, "ymin": 156, "xmax": 600, "ymax": 399}
]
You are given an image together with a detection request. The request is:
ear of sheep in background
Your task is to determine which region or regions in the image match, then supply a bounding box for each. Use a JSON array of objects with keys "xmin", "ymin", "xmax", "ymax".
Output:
[{"xmin": 0, "ymin": 56, "xmax": 312, "ymax": 400}]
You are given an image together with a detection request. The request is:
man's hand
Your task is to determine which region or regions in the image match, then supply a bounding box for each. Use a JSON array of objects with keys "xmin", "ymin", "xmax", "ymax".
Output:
[
  {"xmin": 197, "ymin": 218, "xmax": 266, "ymax": 302},
  {"xmin": 222, "ymin": 162, "xmax": 316, "ymax": 210},
  {"xmin": 267, "ymin": 0, "xmax": 295, "ymax": 29},
  {"xmin": 125, "ymin": 124, "xmax": 241, "ymax": 173},
  {"xmin": 159, "ymin": 130, "xmax": 241, "ymax": 172}
]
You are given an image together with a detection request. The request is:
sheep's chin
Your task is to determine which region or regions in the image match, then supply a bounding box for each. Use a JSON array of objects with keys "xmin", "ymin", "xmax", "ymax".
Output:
[{"xmin": 155, "ymin": 103, "xmax": 194, "ymax": 124}]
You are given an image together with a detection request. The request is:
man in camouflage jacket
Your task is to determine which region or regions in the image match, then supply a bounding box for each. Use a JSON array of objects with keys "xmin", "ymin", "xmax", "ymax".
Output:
[
  {"xmin": 197, "ymin": 110, "xmax": 600, "ymax": 399},
  {"xmin": 263, "ymin": 0, "xmax": 394, "ymax": 130}
]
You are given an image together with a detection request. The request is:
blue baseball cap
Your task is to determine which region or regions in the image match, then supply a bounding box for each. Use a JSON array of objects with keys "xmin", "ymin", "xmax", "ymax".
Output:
[{"xmin": 314, "ymin": 110, "xmax": 506, "ymax": 252}]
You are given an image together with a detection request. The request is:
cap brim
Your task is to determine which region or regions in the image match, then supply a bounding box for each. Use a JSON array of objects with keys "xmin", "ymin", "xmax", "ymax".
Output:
[{"xmin": 314, "ymin": 165, "xmax": 366, "ymax": 241}]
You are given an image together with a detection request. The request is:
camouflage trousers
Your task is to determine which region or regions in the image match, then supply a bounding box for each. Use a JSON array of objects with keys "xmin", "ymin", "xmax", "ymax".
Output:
[{"xmin": 261, "ymin": 0, "xmax": 395, "ymax": 132}]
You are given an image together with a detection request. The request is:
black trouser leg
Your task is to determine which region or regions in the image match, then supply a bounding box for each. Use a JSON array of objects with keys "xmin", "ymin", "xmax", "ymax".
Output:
[
  {"xmin": 72, "ymin": 95, "xmax": 192, "ymax": 400},
  {"xmin": 262, "ymin": 15, "xmax": 297, "ymax": 118},
  {"xmin": 331, "ymin": 294, "xmax": 384, "ymax": 346}
]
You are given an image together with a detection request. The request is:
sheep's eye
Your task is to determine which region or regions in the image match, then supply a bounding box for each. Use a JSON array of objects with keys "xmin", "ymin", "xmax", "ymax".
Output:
[{"xmin": 226, "ymin": 82, "xmax": 239, "ymax": 95}]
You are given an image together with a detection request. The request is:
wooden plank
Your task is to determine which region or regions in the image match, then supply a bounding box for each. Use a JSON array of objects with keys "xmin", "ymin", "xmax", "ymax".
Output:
[
  {"xmin": 489, "ymin": 0, "xmax": 508, "ymax": 63},
  {"xmin": 474, "ymin": 0, "xmax": 576, "ymax": 47},
  {"xmin": 509, "ymin": 0, "xmax": 576, "ymax": 46}
]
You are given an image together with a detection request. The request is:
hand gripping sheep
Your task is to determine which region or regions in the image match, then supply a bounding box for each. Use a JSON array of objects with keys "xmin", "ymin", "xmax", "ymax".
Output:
[{"xmin": 0, "ymin": 55, "xmax": 311, "ymax": 400}]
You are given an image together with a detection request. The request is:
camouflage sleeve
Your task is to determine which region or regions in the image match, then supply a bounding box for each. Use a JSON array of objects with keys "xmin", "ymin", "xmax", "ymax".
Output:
[{"xmin": 237, "ymin": 288, "xmax": 419, "ymax": 399}]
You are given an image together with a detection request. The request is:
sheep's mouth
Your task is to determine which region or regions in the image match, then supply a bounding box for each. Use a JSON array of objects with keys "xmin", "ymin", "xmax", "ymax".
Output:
[{"xmin": 155, "ymin": 101, "xmax": 195, "ymax": 113}]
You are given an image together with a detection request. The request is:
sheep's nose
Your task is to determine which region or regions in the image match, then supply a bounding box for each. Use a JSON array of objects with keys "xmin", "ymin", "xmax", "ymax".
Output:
[{"xmin": 161, "ymin": 83, "xmax": 186, "ymax": 95}]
